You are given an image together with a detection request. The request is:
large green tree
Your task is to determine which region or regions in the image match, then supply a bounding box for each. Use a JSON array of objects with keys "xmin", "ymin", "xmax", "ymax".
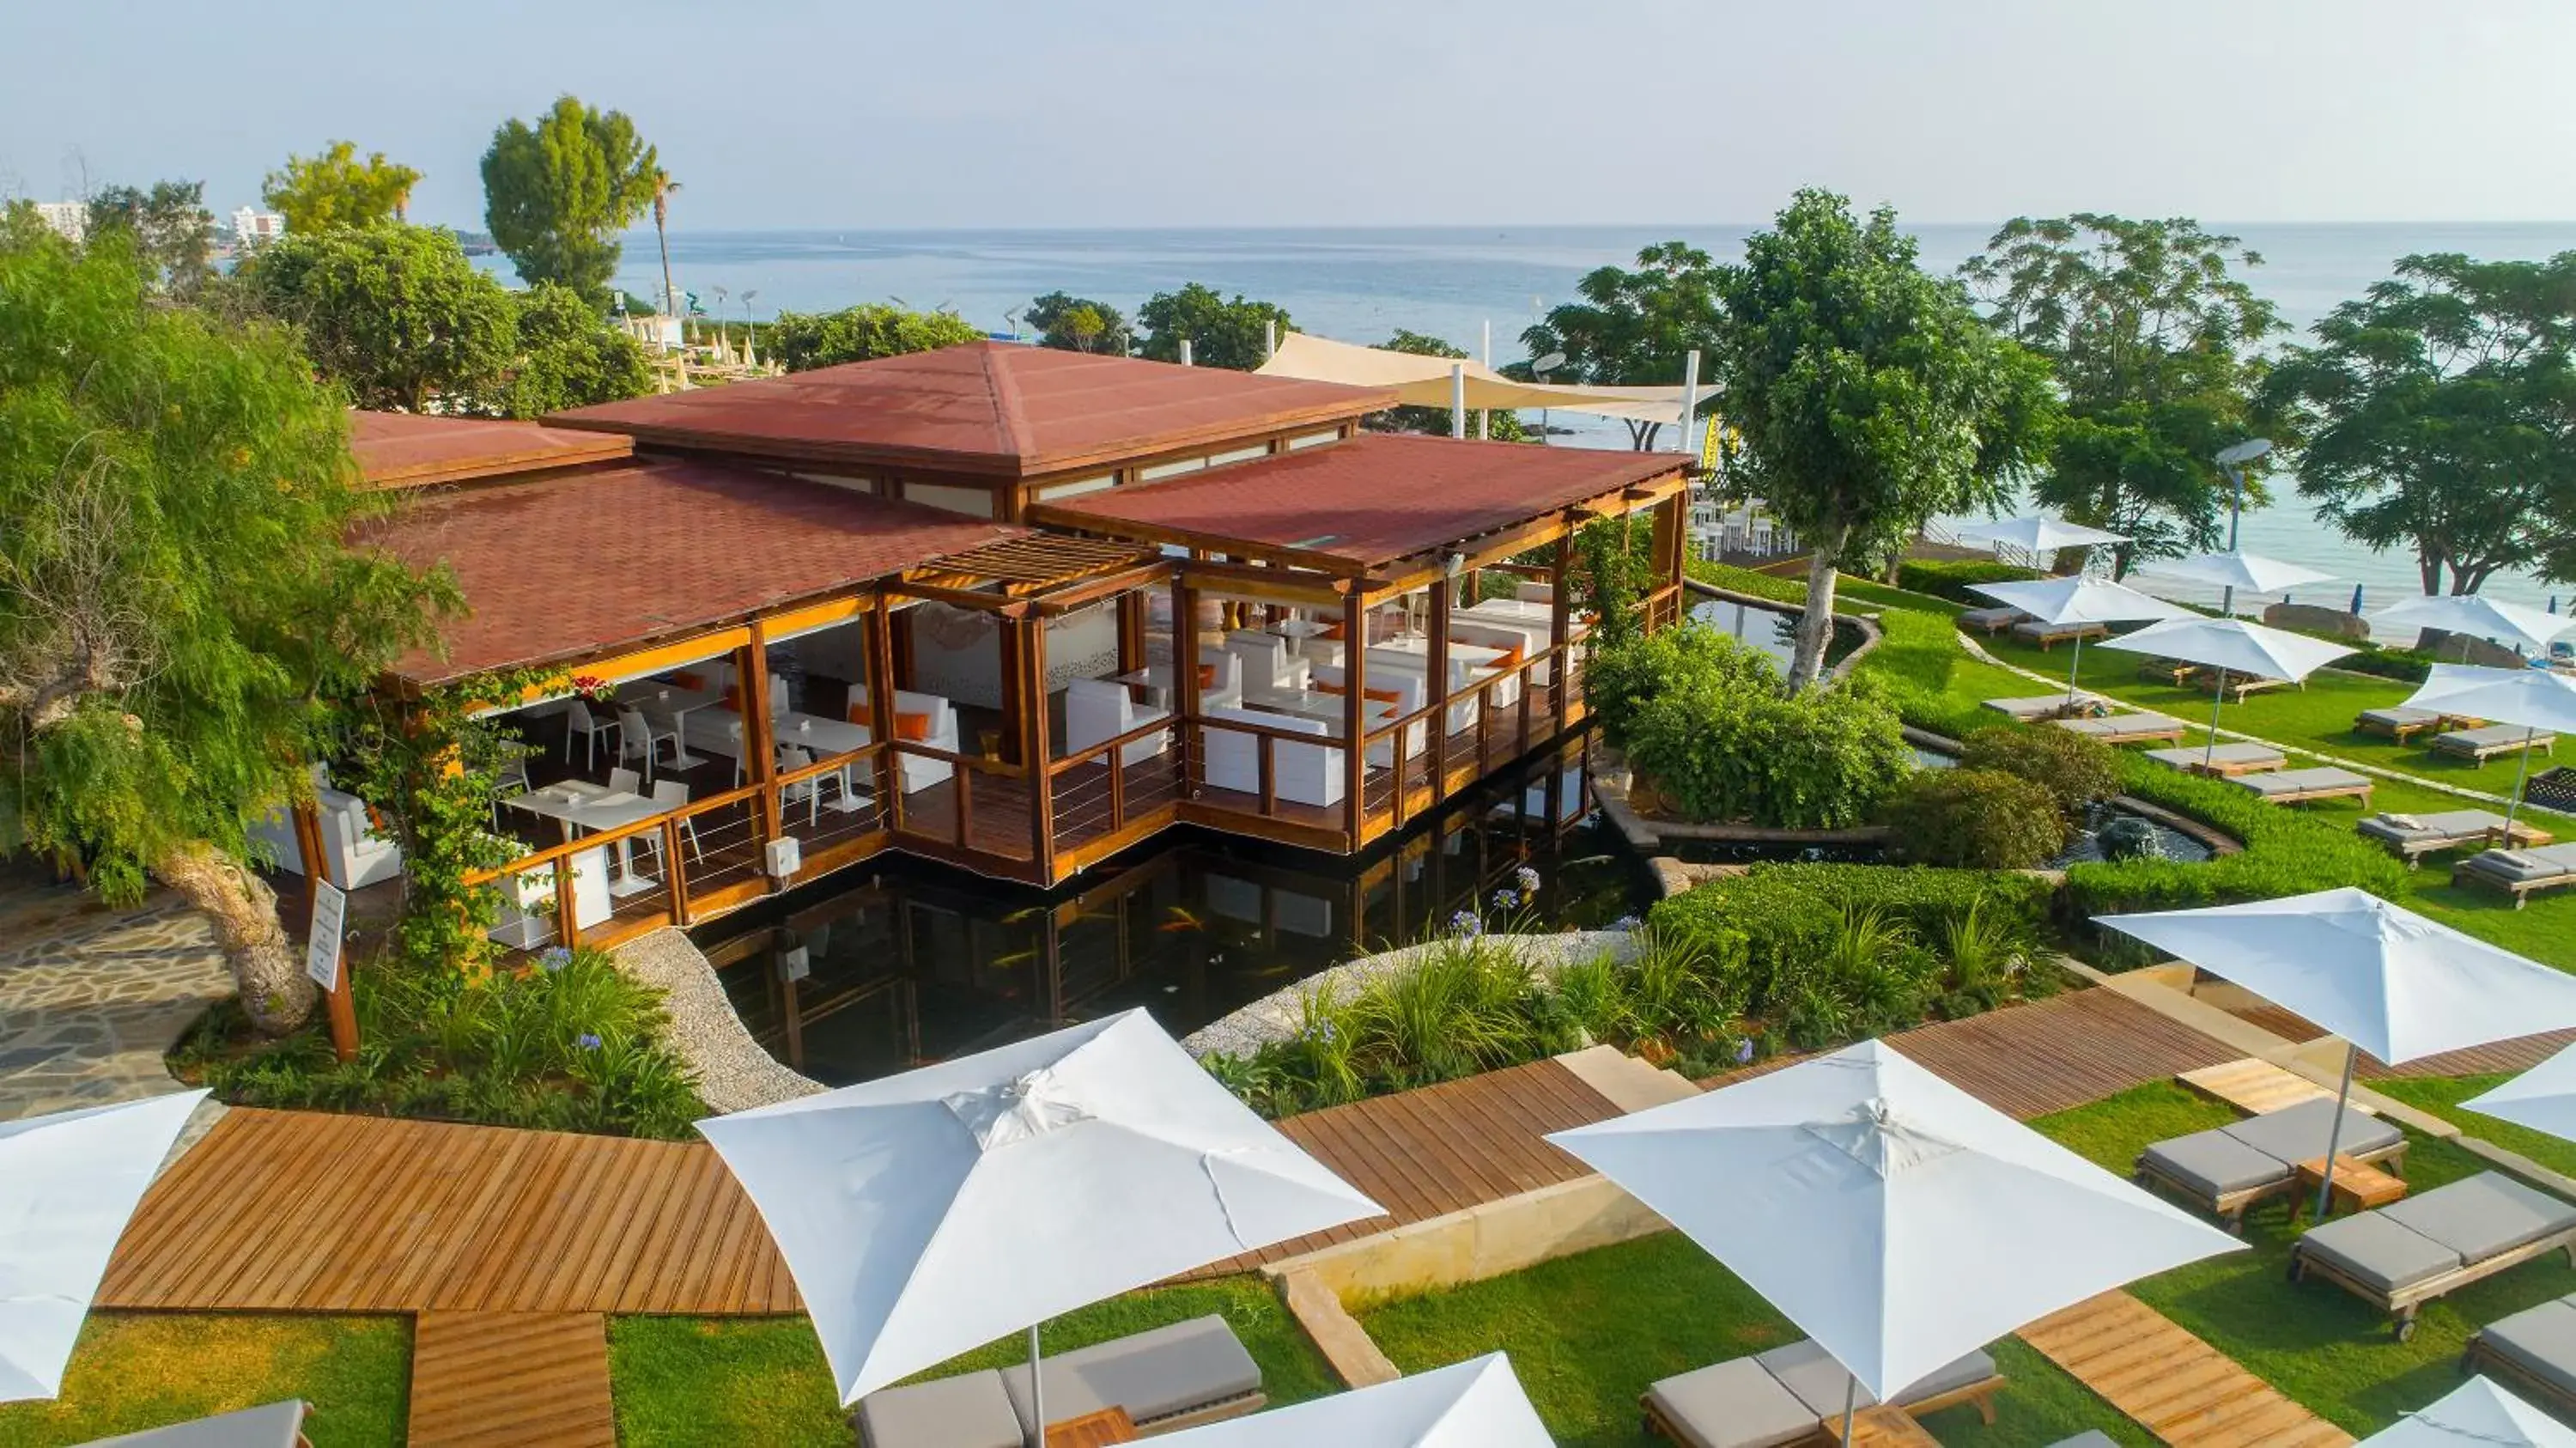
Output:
[
  {"xmin": 1522, "ymin": 241, "xmax": 1723, "ymax": 449},
  {"xmin": 1370, "ymin": 329, "xmax": 1528, "ymax": 441},
  {"xmin": 480, "ymin": 95, "xmax": 659, "ymax": 303},
  {"xmin": 1135, "ymin": 283, "xmax": 1288, "ymax": 370},
  {"xmin": 2263, "ymin": 251, "xmax": 2576, "ymax": 599},
  {"xmin": 246, "ymin": 223, "xmax": 517, "ymax": 413},
  {"xmin": 1026, "ymin": 290, "xmax": 1127, "ymax": 353},
  {"xmin": 86, "ymin": 180, "xmax": 214, "ymax": 296},
  {"xmin": 0, "ymin": 216, "xmax": 452, "ymax": 1031},
  {"xmin": 767, "ymin": 303, "xmax": 983, "ymax": 371},
  {"xmin": 489, "ymin": 283, "xmax": 654, "ymax": 417},
  {"xmin": 1959, "ymin": 216, "xmax": 2283, "ymax": 575},
  {"xmin": 261, "ymin": 142, "xmax": 422, "ymax": 233},
  {"xmin": 1710, "ymin": 190, "xmax": 2057, "ymax": 691}
]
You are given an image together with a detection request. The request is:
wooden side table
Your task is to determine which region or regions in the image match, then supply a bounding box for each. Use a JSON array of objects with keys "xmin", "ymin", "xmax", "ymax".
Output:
[
  {"xmin": 1820, "ymin": 1405, "xmax": 1941, "ymax": 1448},
  {"xmin": 1047, "ymin": 1407, "xmax": 1139, "ymax": 1446},
  {"xmin": 2293, "ymin": 1153, "xmax": 2407, "ymax": 1221}
]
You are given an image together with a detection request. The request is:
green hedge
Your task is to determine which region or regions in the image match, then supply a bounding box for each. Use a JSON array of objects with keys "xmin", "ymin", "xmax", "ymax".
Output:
[
  {"xmin": 2065, "ymin": 754, "xmax": 2408, "ymax": 964},
  {"xmin": 1649, "ymin": 863, "xmax": 2057, "ymax": 1022},
  {"xmin": 1862, "ymin": 609, "xmax": 1993, "ymax": 740},
  {"xmin": 1896, "ymin": 557, "xmax": 2042, "ymax": 602},
  {"xmin": 1686, "ymin": 558, "xmax": 1808, "ymax": 606}
]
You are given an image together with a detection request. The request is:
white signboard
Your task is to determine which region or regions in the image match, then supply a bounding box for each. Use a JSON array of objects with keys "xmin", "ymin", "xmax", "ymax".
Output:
[{"xmin": 305, "ymin": 880, "xmax": 347, "ymax": 993}]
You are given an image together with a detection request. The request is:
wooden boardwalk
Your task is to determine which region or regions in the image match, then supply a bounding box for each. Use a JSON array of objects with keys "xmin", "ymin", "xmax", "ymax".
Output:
[
  {"xmin": 2180, "ymin": 1059, "xmax": 2336, "ymax": 1116},
  {"xmin": 2365, "ymin": 1027, "xmax": 2576, "ymax": 1080},
  {"xmin": 2022, "ymin": 1292, "xmax": 2352, "ymax": 1448},
  {"xmin": 98, "ymin": 1107, "xmax": 797, "ymax": 1315},
  {"xmin": 408, "ymin": 1312, "xmax": 616, "ymax": 1447}
]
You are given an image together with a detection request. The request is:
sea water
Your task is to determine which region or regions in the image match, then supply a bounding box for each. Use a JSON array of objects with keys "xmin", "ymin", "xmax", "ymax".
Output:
[{"xmin": 530, "ymin": 222, "xmax": 2576, "ymax": 619}]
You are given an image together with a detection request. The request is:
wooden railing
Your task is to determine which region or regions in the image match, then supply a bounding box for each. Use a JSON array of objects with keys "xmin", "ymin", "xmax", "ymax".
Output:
[
  {"xmin": 1048, "ymin": 716, "xmax": 1184, "ymax": 849},
  {"xmin": 884, "ymin": 739, "xmax": 1031, "ymax": 861}
]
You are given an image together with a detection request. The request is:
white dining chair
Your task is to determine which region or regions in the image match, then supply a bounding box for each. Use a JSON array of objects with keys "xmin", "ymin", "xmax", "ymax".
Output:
[
  {"xmin": 727, "ymin": 720, "xmax": 747, "ymax": 788},
  {"xmin": 489, "ymin": 756, "xmax": 533, "ymax": 827},
  {"xmin": 608, "ymin": 767, "xmax": 642, "ymax": 796},
  {"xmin": 776, "ymin": 745, "xmax": 850, "ymax": 825},
  {"xmin": 635, "ymin": 779, "xmax": 702, "ymax": 878},
  {"xmin": 563, "ymin": 698, "xmax": 619, "ymax": 769},
  {"xmin": 617, "ymin": 706, "xmax": 681, "ymax": 782}
]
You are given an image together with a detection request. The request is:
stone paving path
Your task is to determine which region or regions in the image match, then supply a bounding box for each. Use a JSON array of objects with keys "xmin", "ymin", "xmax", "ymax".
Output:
[{"xmin": 0, "ymin": 865, "xmax": 233, "ymax": 1122}]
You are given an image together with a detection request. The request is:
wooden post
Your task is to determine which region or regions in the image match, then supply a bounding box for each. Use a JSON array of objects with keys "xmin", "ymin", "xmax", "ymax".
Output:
[
  {"xmin": 1117, "ymin": 589, "xmax": 1146, "ymax": 677},
  {"xmin": 1428, "ymin": 579, "xmax": 1452, "ymax": 806},
  {"xmin": 1174, "ymin": 572, "xmax": 1201, "ymax": 791},
  {"xmin": 1343, "ymin": 587, "xmax": 1367, "ymax": 843},
  {"xmin": 867, "ymin": 602, "xmax": 902, "ymax": 833},
  {"xmin": 742, "ymin": 623, "xmax": 781, "ymax": 886},
  {"xmin": 1551, "ymin": 527, "xmax": 1575, "ymax": 735},
  {"xmin": 997, "ymin": 616, "xmax": 1024, "ymax": 769},
  {"xmin": 1650, "ymin": 492, "xmax": 1685, "ymax": 630},
  {"xmin": 1023, "ymin": 615, "xmax": 1055, "ymax": 875},
  {"xmin": 290, "ymin": 800, "xmax": 358, "ymax": 1062}
]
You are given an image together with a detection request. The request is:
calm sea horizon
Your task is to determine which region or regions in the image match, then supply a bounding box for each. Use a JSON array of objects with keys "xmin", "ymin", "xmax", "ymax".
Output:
[{"xmin": 513, "ymin": 222, "xmax": 2576, "ymax": 626}]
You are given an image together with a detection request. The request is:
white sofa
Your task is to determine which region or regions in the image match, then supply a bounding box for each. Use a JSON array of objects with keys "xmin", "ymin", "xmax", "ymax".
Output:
[
  {"xmin": 1447, "ymin": 618, "xmax": 1552, "ymax": 684},
  {"xmin": 252, "ymin": 784, "xmax": 404, "ymax": 889},
  {"xmin": 1202, "ymin": 704, "xmax": 1346, "ymax": 809},
  {"xmin": 846, "ymin": 688, "xmax": 962, "ymax": 793},
  {"xmin": 1222, "ymin": 631, "xmax": 1311, "ymax": 694},
  {"xmin": 1066, "ymin": 678, "xmax": 1172, "ymax": 766},
  {"xmin": 1303, "ymin": 664, "xmax": 1441, "ymax": 757}
]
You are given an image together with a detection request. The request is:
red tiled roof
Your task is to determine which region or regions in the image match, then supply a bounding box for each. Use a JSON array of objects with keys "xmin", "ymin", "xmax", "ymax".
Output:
[
  {"xmin": 361, "ymin": 459, "xmax": 1021, "ymax": 687},
  {"xmin": 545, "ymin": 342, "xmax": 1392, "ymax": 478},
  {"xmin": 349, "ymin": 411, "xmax": 632, "ymax": 489},
  {"xmin": 1030, "ymin": 434, "xmax": 1686, "ymax": 571}
]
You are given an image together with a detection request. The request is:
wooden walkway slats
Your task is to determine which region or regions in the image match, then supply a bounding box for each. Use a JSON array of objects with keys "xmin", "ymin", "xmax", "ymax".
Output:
[
  {"xmin": 2022, "ymin": 1292, "xmax": 2352, "ymax": 1448},
  {"xmin": 1883, "ymin": 989, "xmax": 2242, "ymax": 1121},
  {"xmin": 98, "ymin": 1110, "xmax": 795, "ymax": 1316},
  {"xmin": 2364, "ymin": 1027, "xmax": 2576, "ymax": 1081},
  {"xmin": 2180, "ymin": 1060, "xmax": 2336, "ymax": 1116},
  {"xmin": 408, "ymin": 1311, "xmax": 616, "ymax": 1448}
]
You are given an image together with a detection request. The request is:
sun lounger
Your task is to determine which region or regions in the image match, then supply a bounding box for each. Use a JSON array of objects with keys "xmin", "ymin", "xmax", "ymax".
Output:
[
  {"xmin": 2465, "ymin": 1292, "xmax": 2576, "ymax": 1421},
  {"xmin": 2454, "ymin": 843, "xmax": 2576, "ymax": 910},
  {"xmin": 1983, "ymin": 693, "xmax": 2105, "ymax": 722},
  {"xmin": 2360, "ymin": 809, "xmax": 2551, "ymax": 866},
  {"xmin": 2045, "ymin": 1435, "xmax": 2122, "ymax": 1448},
  {"xmin": 2052, "ymin": 713, "xmax": 2188, "ymax": 745},
  {"xmin": 855, "ymin": 1316, "xmax": 1262, "ymax": 1447},
  {"xmin": 1642, "ymin": 1339, "xmax": 2002, "ymax": 1448},
  {"xmin": 83, "ymin": 1402, "xmax": 312, "ymax": 1448},
  {"xmin": 2433, "ymin": 724, "xmax": 2558, "ymax": 766},
  {"xmin": 2192, "ymin": 672, "xmax": 2288, "ymax": 703},
  {"xmin": 2011, "ymin": 619, "xmax": 2110, "ymax": 650},
  {"xmin": 1959, "ymin": 605, "xmax": 2028, "ymax": 636},
  {"xmin": 2135, "ymin": 1097, "xmax": 2406, "ymax": 1231},
  {"xmin": 2145, "ymin": 743, "xmax": 2287, "ymax": 776},
  {"xmin": 2291, "ymin": 1171, "xmax": 2576, "ymax": 1340},
  {"xmin": 2356, "ymin": 706, "xmax": 2456, "ymax": 743},
  {"xmin": 2230, "ymin": 766, "xmax": 2374, "ymax": 806}
]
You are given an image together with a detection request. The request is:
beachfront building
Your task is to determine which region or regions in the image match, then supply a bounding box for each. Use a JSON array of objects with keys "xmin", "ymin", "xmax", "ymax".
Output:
[{"xmin": 288, "ymin": 345, "xmax": 1687, "ymax": 956}]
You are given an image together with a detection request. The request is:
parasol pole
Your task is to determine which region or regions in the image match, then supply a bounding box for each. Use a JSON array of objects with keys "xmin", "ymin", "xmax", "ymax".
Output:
[
  {"xmin": 2312, "ymin": 1042, "xmax": 2359, "ymax": 1221},
  {"xmin": 1026, "ymin": 1323, "xmax": 1046, "ymax": 1448},
  {"xmin": 2505, "ymin": 727, "xmax": 2540, "ymax": 838}
]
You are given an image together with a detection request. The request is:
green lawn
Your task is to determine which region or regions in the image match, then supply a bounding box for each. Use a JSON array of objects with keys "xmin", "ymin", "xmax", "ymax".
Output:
[
  {"xmin": 2036, "ymin": 1082, "xmax": 2576, "ymax": 1435},
  {"xmin": 609, "ymin": 1276, "xmax": 1337, "ymax": 1447},
  {"xmin": 1357, "ymin": 1232, "xmax": 2149, "ymax": 1448},
  {"xmin": 0, "ymin": 1315, "xmax": 411, "ymax": 1447},
  {"xmin": 2371, "ymin": 1073, "xmax": 2576, "ymax": 1180}
]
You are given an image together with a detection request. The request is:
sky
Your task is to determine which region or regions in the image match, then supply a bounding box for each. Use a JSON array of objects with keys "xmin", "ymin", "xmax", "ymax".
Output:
[{"xmin": 8, "ymin": 0, "xmax": 2575, "ymax": 230}]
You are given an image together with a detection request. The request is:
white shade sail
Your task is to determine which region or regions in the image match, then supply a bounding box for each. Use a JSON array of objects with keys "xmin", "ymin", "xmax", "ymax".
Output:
[
  {"xmin": 2099, "ymin": 618, "xmax": 2357, "ymax": 682},
  {"xmin": 2372, "ymin": 595, "xmax": 2576, "ymax": 655},
  {"xmin": 1153, "ymin": 1354, "xmax": 1554, "ymax": 1447},
  {"xmin": 2464, "ymin": 1040, "xmax": 2576, "ymax": 1146},
  {"xmin": 696, "ymin": 1010, "xmax": 1385, "ymax": 1406},
  {"xmin": 0, "ymin": 1089, "xmax": 209, "ymax": 1402},
  {"xmin": 2093, "ymin": 888, "xmax": 2576, "ymax": 1066},
  {"xmin": 2356, "ymin": 1377, "xmax": 2576, "ymax": 1448},
  {"xmin": 2141, "ymin": 550, "xmax": 2339, "ymax": 597},
  {"xmin": 1547, "ymin": 1041, "xmax": 2240, "ymax": 1400},
  {"xmin": 1967, "ymin": 577, "xmax": 2198, "ymax": 627},
  {"xmin": 1953, "ymin": 516, "xmax": 2129, "ymax": 554},
  {"xmin": 2402, "ymin": 664, "xmax": 2576, "ymax": 736},
  {"xmin": 1255, "ymin": 332, "xmax": 1711, "ymax": 422}
]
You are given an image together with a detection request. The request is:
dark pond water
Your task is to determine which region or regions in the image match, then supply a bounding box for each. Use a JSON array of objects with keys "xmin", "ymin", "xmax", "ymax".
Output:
[{"xmin": 696, "ymin": 739, "xmax": 1651, "ymax": 1086}]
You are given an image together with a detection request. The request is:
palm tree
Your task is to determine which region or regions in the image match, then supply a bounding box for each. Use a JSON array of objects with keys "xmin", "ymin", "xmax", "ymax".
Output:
[{"xmin": 647, "ymin": 166, "xmax": 681, "ymax": 348}]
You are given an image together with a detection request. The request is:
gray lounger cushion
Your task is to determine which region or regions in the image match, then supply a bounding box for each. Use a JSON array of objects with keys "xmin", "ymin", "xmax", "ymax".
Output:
[
  {"xmin": 2142, "ymin": 1128, "xmax": 2296, "ymax": 1197},
  {"xmin": 2296, "ymin": 1211, "xmax": 2464, "ymax": 1293},
  {"xmin": 2361, "ymin": 707, "xmax": 2444, "ymax": 729},
  {"xmin": 1644, "ymin": 1357, "xmax": 1820, "ymax": 1448},
  {"xmin": 2014, "ymin": 620, "xmax": 2102, "ymax": 641},
  {"xmin": 2221, "ymin": 1098, "xmax": 2404, "ymax": 1164},
  {"xmin": 2464, "ymin": 844, "xmax": 2576, "ymax": 883},
  {"xmin": 1960, "ymin": 606, "xmax": 2025, "ymax": 628},
  {"xmin": 1756, "ymin": 1338, "xmax": 1996, "ymax": 1416},
  {"xmin": 2147, "ymin": 744, "xmax": 2284, "ymax": 770},
  {"xmin": 998, "ymin": 1315, "xmax": 1261, "ymax": 1430},
  {"xmin": 2057, "ymin": 714, "xmax": 2182, "ymax": 738},
  {"xmin": 2478, "ymin": 1297, "xmax": 2576, "ymax": 1400},
  {"xmin": 2380, "ymin": 1172, "xmax": 2576, "ymax": 1262},
  {"xmin": 82, "ymin": 1402, "xmax": 309, "ymax": 1448},
  {"xmin": 856, "ymin": 1370, "xmax": 1023, "ymax": 1448},
  {"xmin": 2360, "ymin": 809, "xmax": 2508, "ymax": 846},
  {"xmin": 2046, "ymin": 1435, "xmax": 2122, "ymax": 1448},
  {"xmin": 2234, "ymin": 766, "xmax": 2371, "ymax": 797},
  {"xmin": 2440, "ymin": 725, "xmax": 2555, "ymax": 751}
]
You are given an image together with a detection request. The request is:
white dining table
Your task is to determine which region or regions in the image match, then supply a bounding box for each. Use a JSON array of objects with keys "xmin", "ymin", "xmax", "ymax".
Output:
[
  {"xmin": 1241, "ymin": 689, "xmax": 1396, "ymax": 739},
  {"xmin": 502, "ymin": 781, "xmax": 668, "ymax": 897},
  {"xmin": 1267, "ymin": 617, "xmax": 1336, "ymax": 657},
  {"xmin": 631, "ymin": 684, "xmax": 725, "ymax": 769}
]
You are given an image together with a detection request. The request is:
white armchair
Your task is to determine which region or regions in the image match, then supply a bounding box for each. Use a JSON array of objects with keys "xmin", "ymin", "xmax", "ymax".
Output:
[
  {"xmin": 1304, "ymin": 666, "xmax": 1429, "ymax": 764},
  {"xmin": 1066, "ymin": 678, "xmax": 1171, "ymax": 766},
  {"xmin": 1223, "ymin": 631, "xmax": 1310, "ymax": 693},
  {"xmin": 487, "ymin": 845, "xmax": 612, "ymax": 950},
  {"xmin": 854, "ymin": 687, "xmax": 960, "ymax": 792},
  {"xmin": 1194, "ymin": 648, "xmax": 1249, "ymax": 710},
  {"xmin": 252, "ymin": 784, "xmax": 404, "ymax": 890},
  {"xmin": 1203, "ymin": 704, "xmax": 1346, "ymax": 809}
]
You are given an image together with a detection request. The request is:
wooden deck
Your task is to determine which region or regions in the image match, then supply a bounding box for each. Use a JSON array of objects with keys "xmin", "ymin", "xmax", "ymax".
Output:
[
  {"xmin": 1887, "ymin": 988, "xmax": 2244, "ymax": 1120},
  {"xmin": 1185, "ymin": 1056, "xmax": 1623, "ymax": 1278},
  {"xmin": 98, "ymin": 1108, "xmax": 796, "ymax": 1315},
  {"xmin": 2180, "ymin": 1059, "xmax": 2336, "ymax": 1116},
  {"xmin": 2022, "ymin": 1292, "xmax": 2352, "ymax": 1448},
  {"xmin": 408, "ymin": 1311, "xmax": 616, "ymax": 1448},
  {"xmin": 2364, "ymin": 1027, "xmax": 2576, "ymax": 1080}
]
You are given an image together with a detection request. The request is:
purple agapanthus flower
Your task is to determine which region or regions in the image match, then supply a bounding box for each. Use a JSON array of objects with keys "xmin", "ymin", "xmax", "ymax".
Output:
[
  {"xmin": 1515, "ymin": 866, "xmax": 1541, "ymax": 895},
  {"xmin": 577, "ymin": 1032, "xmax": 603, "ymax": 1050},
  {"xmin": 1449, "ymin": 909, "xmax": 1485, "ymax": 940},
  {"xmin": 538, "ymin": 946, "xmax": 573, "ymax": 972},
  {"xmin": 1735, "ymin": 1038, "xmax": 1757, "ymax": 1065},
  {"xmin": 1610, "ymin": 914, "xmax": 1642, "ymax": 932},
  {"xmin": 1492, "ymin": 888, "xmax": 1520, "ymax": 911}
]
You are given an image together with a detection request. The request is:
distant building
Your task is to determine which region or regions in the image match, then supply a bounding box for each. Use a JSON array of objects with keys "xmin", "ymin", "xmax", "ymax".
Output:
[
  {"xmin": 230, "ymin": 208, "xmax": 286, "ymax": 246},
  {"xmin": 33, "ymin": 201, "xmax": 85, "ymax": 244}
]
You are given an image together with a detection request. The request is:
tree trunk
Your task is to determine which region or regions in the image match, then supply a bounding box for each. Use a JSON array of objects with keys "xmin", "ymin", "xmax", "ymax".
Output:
[
  {"xmin": 1787, "ymin": 524, "xmax": 1848, "ymax": 692},
  {"xmin": 153, "ymin": 843, "xmax": 316, "ymax": 1036},
  {"xmin": 653, "ymin": 209, "xmax": 677, "ymax": 325}
]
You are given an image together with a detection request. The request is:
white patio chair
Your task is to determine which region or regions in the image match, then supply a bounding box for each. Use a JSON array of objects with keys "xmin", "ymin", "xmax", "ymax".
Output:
[
  {"xmin": 617, "ymin": 706, "xmax": 681, "ymax": 781},
  {"xmin": 776, "ymin": 745, "xmax": 851, "ymax": 824},
  {"xmin": 563, "ymin": 697, "xmax": 619, "ymax": 769},
  {"xmin": 607, "ymin": 766, "xmax": 642, "ymax": 796},
  {"xmin": 634, "ymin": 779, "xmax": 703, "ymax": 876},
  {"xmin": 489, "ymin": 755, "xmax": 533, "ymax": 827}
]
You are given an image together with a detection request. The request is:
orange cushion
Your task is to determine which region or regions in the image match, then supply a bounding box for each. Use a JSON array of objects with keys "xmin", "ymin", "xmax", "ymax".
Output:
[
  {"xmin": 1314, "ymin": 679, "xmax": 1402, "ymax": 704},
  {"xmin": 895, "ymin": 710, "xmax": 934, "ymax": 742},
  {"xmin": 848, "ymin": 702, "xmax": 870, "ymax": 725},
  {"xmin": 671, "ymin": 671, "xmax": 705, "ymax": 690},
  {"xmin": 1198, "ymin": 664, "xmax": 1218, "ymax": 690},
  {"xmin": 1492, "ymin": 644, "xmax": 1523, "ymax": 670}
]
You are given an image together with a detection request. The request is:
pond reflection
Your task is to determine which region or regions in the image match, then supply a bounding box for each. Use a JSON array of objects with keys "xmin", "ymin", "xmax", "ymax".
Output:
[{"xmin": 699, "ymin": 738, "xmax": 1648, "ymax": 1085}]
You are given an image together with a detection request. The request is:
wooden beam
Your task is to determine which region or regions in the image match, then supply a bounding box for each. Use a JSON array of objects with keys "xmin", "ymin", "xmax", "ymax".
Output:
[
  {"xmin": 880, "ymin": 579, "xmax": 1036, "ymax": 618},
  {"xmin": 866, "ymin": 602, "xmax": 902, "ymax": 835},
  {"xmin": 1024, "ymin": 503, "xmax": 1368, "ymax": 577},
  {"xmin": 1174, "ymin": 556, "xmax": 1346, "ymax": 608},
  {"xmin": 1343, "ymin": 586, "xmax": 1367, "ymax": 841},
  {"xmin": 1023, "ymin": 616, "xmax": 1055, "ymax": 875},
  {"xmin": 762, "ymin": 594, "xmax": 872, "ymax": 641},
  {"xmin": 741, "ymin": 623, "xmax": 781, "ymax": 885},
  {"xmin": 1551, "ymin": 534, "xmax": 1573, "ymax": 737},
  {"xmin": 1032, "ymin": 561, "xmax": 1175, "ymax": 616}
]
